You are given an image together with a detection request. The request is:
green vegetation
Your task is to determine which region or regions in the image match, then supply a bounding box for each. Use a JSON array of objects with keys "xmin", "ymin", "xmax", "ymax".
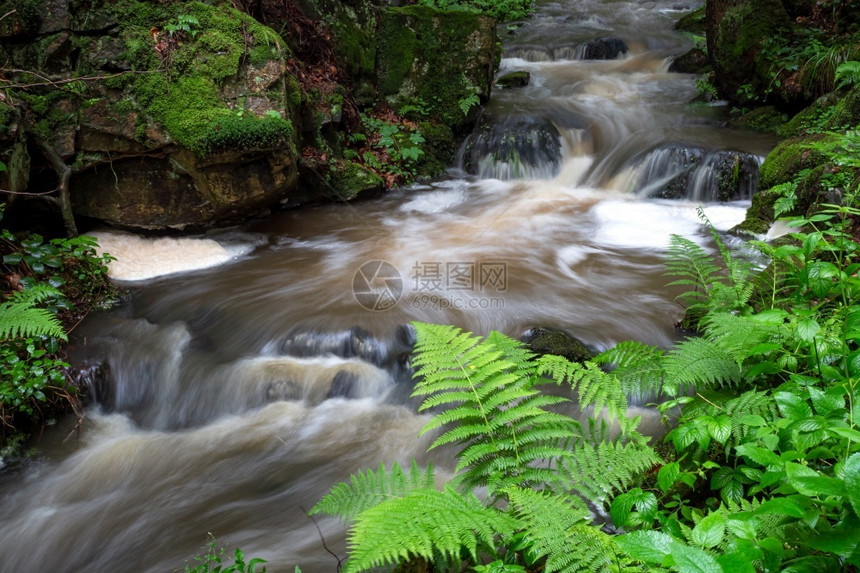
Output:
[
  {"xmin": 181, "ymin": 535, "xmax": 267, "ymax": 573},
  {"xmin": 311, "ymin": 164, "xmax": 860, "ymax": 570},
  {"xmin": 416, "ymin": 0, "xmax": 533, "ymax": 22},
  {"xmin": 0, "ymin": 207, "xmax": 117, "ymax": 459}
]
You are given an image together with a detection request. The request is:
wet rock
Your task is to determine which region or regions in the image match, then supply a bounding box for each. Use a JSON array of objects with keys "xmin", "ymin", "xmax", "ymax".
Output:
[
  {"xmin": 523, "ymin": 327, "xmax": 596, "ymax": 364},
  {"xmin": 668, "ymin": 48, "xmax": 709, "ymax": 75},
  {"xmin": 327, "ymin": 370, "xmax": 358, "ymax": 399},
  {"xmin": 631, "ymin": 144, "xmax": 760, "ymax": 202},
  {"xmin": 496, "ymin": 71, "xmax": 531, "ymax": 88},
  {"xmin": 580, "ymin": 37, "xmax": 628, "ymax": 60},
  {"xmin": 279, "ymin": 327, "xmax": 385, "ymax": 366},
  {"xmin": 460, "ymin": 114, "xmax": 564, "ymax": 180},
  {"xmin": 376, "ymin": 5, "xmax": 499, "ymax": 130},
  {"xmin": 705, "ymin": 0, "xmax": 794, "ymax": 106}
]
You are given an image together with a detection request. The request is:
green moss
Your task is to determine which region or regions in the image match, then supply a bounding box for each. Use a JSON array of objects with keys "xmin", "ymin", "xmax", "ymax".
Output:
[
  {"xmin": 733, "ymin": 188, "xmax": 778, "ymax": 235},
  {"xmin": 329, "ymin": 160, "xmax": 384, "ymax": 200},
  {"xmin": 759, "ymin": 134, "xmax": 831, "ymax": 189},
  {"xmin": 675, "ymin": 6, "xmax": 706, "ymax": 34},
  {"xmin": 197, "ymin": 112, "xmax": 294, "ymax": 156},
  {"xmin": 414, "ymin": 121, "xmax": 454, "ymax": 177},
  {"xmin": 729, "ymin": 106, "xmax": 789, "ymax": 134},
  {"xmin": 377, "ymin": 6, "xmax": 494, "ymax": 126}
]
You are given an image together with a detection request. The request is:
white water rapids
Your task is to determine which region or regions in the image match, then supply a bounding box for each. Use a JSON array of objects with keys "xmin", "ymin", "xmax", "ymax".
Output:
[{"xmin": 0, "ymin": 1, "xmax": 780, "ymax": 571}]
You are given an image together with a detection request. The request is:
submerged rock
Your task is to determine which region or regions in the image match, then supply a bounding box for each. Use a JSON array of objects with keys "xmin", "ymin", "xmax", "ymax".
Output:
[
  {"xmin": 631, "ymin": 144, "xmax": 760, "ymax": 202},
  {"xmin": 496, "ymin": 71, "xmax": 531, "ymax": 88},
  {"xmin": 459, "ymin": 114, "xmax": 565, "ymax": 180},
  {"xmin": 523, "ymin": 327, "xmax": 596, "ymax": 364}
]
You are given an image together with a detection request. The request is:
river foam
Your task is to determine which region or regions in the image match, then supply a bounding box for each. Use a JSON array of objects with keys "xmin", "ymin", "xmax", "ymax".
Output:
[{"xmin": 90, "ymin": 231, "xmax": 255, "ymax": 281}]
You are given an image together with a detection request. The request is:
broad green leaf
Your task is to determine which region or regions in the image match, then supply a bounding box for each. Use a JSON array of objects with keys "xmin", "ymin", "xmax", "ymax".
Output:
[
  {"xmin": 774, "ymin": 392, "xmax": 812, "ymax": 419},
  {"xmin": 805, "ymin": 261, "xmax": 841, "ymax": 299},
  {"xmin": 752, "ymin": 497, "xmax": 806, "ymax": 518},
  {"xmin": 706, "ymin": 415, "xmax": 732, "ymax": 444},
  {"xmin": 691, "ymin": 512, "xmax": 726, "ymax": 549},
  {"xmin": 795, "ymin": 318, "xmax": 821, "ymax": 343},
  {"xmin": 735, "ymin": 444, "xmax": 781, "ymax": 467},
  {"xmin": 716, "ymin": 539, "xmax": 761, "ymax": 573},
  {"xmin": 669, "ymin": 542, "xmax": 724, "ymax": 573},
  {"xmin": 844, "ymin": 453, "xmax": 860, "ymax": 517},
  {"xmin": 658, "ymin": 462, "xmax": 681, "ymax": 493},
  {"xmin": 616, "ymin": 531, "xmax": 674, "ymax": 564}
]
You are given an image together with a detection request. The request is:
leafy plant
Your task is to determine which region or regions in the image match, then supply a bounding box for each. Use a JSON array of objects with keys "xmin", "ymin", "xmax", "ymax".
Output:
[
  {"xmin": 311, "ymin": 322, "xmax": 657, "ymax": 572},
  {"xmin": 165, "ymin": 14, "xmax": 201, "ymax": 39},
  {"xmin": 181, "ymin": 535, "xmax": 267, "ymax": 573},
  {"xmin": 416, "ymin": 0, "xmax": 533, "ymax": 22},
  {"xmin": 835, "ymin": 60, "xmax": 860, "ymax": 89}
]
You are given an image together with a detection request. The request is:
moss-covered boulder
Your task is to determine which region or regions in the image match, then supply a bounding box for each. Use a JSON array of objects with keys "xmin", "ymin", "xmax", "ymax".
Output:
[
  {"xmin": 705, "ymin": 0, "xmax": 793, "ymax": 106},
  {"xmin": 376, "ymin": 5, "xmax": 498, "ymax": 131},
  {"xmin": 522, "ymin": 327, "xmax": 596, "ymax": 364},
  {"xmin": 2, "ymin": 0, "xmax": 305, "ymax": 230}
]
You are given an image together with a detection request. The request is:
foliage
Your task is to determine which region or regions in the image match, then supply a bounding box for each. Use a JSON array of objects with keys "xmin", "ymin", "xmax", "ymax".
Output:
[
  {"xmin": 312, "ymin": 322, "xmax": 656, "ymax": 572},
  {"xmin": 312, "ymin": 160, "xmax": 860, "ymax": 570},
  {"xmin": 835, "ymin": 60, "xmax": 860, "ymax": 89},
  {"xmin": 344, "ymin": 112, "xmax": 428, "ymax": 185},
  {"xmin": 196, "ymin": 111, "xmax": 293, "ymax": 156},
  {"xmin": 181, "ymin": 535, "xmax": 267, "ymax": 573},
  {"xmin": 415, "ymin": 0, "xmax": 533, "ymax": 22},
  {"xmin": 165, "ymin": 14, "xmax": 201, "ymax": 39}
]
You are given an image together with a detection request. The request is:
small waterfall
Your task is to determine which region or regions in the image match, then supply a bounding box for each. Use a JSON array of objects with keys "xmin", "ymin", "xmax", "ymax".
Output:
[
  {"xmin": 629, "ymin": 145, "xmax": 762, "ymax": 202},
  {"xmin": 505, "ymin": 37, "xmax": 629, "ymax": 62},
  {"xmin": 458, "ymin": 115, "xmax": 575, "ymax": 180}
]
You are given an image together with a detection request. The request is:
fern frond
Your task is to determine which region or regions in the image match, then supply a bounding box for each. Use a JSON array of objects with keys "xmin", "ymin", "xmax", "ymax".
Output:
[
  {"xmin": 724, "ymin": 390, "xmax": 780, "ymax": 446},
  {"xmin": 309, "ymin": 460, "xmax": 435, "ymax": 523},
  {"xmin": 594, "ymin": 340, "xmax": 665, "ymax": 398},
  {"xmin": 836, "ymin": 60, "xmax": 860, "ymax": 89},
  {"xmin": 506, "ymin": 487, "xmax": 619, "ymax": 572},
  {"xmin": 701, "ymin": 312, "xmax": 784, "ymax": 375},
  {"xmin": 342, "ymin": 486, "xmax": 519, "ymax": 573},
  {"xmin": 665, "ymin": 234, "xmax": 721, "ymax": 311},
  {"xmin": 663, "ymin": 336, "xmax": 742, "ymax": 391},
  {"xmin": 0, "ymin": 285, "xmax": 66, "ymax": 341},
  {"xmin": 536, "ymin": 354, "xmax": 629, "ymax": 423},
  {"xmin": 559, "ymin": 441, "xmax": 661, "ymax": 503},
  {"xmin": 410, "ymin": 322, "xmax": 580, "ymax": 492}
]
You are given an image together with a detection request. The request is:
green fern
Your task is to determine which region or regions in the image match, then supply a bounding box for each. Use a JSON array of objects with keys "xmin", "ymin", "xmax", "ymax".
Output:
[
  {"xmin": 665, "ymin": 233, "xmax": 722, "ymax": 314},
  {"xmin": 342, "ymin": 486, "xmax": 519, "ymax": 573},
  {"xmin": 594, "ymin": 340, "xmax": 665, "ymax": 398},
  {"xmin": 662, "ymin": 336, "xmax": 742, "ymax": 391},
  {"xmin": 559, "ymin": 441, "xmax": 661, "ymax": 503},
  {"xmin": 309, "ymin": 460, "xmax": 435, "ymax": 523},
  {"xmin": 835, "ymin": 60, "xmax": 860, "ymax": 89},
  {"xmin": 411, "ymin": 322, "xmax": 579, "ymax": 492},
  {"xmin": 506, "ymin": 487, "xmax": 620, "ymax": 572},
  {"xmin": 0, "ymin": 285, "xmax": 67, "ymax": 341}
]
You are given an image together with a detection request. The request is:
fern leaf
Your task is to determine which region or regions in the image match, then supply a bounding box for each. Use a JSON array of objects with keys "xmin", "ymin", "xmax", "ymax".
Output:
[
  {"xmin": 309, "ymin": 460, "xmax": 435, "ymax": 523},
  {"xmin": 506, "ymin": 487, "xmax": 618, "ymax": 572},
  {"xmin": 663, "ymin": 336, "xmax": 742, "ymax": 391},
  {"xmin": 536, "ymin": 355, "xmax": 629, "ymax": 424},
  {"xmin": 342, "ymin": 486, "xmax": 519, "ymax": 573},
  {"xmin": 665, "ymin": 234, "xmax": 721, "ymax": 310},
  {"xmin": 410, "ymin": 322, "xmax": 580, "ymax": 492},
  {"xmin": 0, "ymin": 285, "xmax": 66, "ymax": 341},
  {"xmin": 559, "ymin": 441, "xmax": 661, "ymax": 503},
  {"xmin": 594, "ymin": 340, "xmax": 665, "ymax": 398}
]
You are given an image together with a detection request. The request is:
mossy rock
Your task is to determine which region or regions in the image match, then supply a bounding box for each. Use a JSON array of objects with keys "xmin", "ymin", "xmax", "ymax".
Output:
[
  {"xmin": 675, "ymin": 5, "xmax": 706, "ymax": 34},
  {"xmin": 705, "ymin": 0, "xmax": 793, "ymax": 105},
  {"xmin": 523, "ymin": 327, "xmax": 596, "ymax": 364},
  {"xmin": 732, "ymin": 186, "xmax": 780, "ymax": 235},
  {"xmin": 668, "ymin": 47, "xmax": 709, "ymax": 75},
  {"xmin": 376, "ymin": 5, "xmax": 498, "ymax": 130},
  {"xmin": 496, "ymin": 71, "xmax": 530, "ymax": 88},
  {"xmin": 758, "ymin": 134, "xmax": 833, "ymax": 190},
  {"xmin": 414, "ymin": 121, "xmax": 455, "ymax": 178},
  {"xmin": 729, "ymin": 106, "xmax": 790, "ymax": 134},
  {"xmin": 329, "ymin": 159, "xmax": 385, "ymax": 201}
]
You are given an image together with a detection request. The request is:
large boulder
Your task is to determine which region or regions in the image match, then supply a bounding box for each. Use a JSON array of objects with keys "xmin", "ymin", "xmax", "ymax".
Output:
[
  {"xmin": 705, "ymin": 0, "xmax": 793, "ymax": 106},
  {"xmin": 2, "ymin": 0, "xmax": 304, "ymax": 230},
  {"xmin": 376, "ymin": 5, "xmax": 498, "ymax": 130}
]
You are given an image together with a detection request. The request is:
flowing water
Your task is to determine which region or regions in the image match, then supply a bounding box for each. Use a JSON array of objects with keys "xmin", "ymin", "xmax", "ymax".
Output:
[{"xmin": 0, "ymin": 1, "xmax": 780, "ymax": 571}]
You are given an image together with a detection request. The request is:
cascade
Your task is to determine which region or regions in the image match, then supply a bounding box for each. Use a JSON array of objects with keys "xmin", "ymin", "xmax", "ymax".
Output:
[{"xmin": 0, "ymin": 1, "xmax": 778, "ymax": 571}]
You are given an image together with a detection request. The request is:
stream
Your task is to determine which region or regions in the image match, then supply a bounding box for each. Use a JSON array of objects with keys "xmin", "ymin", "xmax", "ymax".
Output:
[{"xmin": 0, "ymin": 1, "xmax": 779, "ymax": 571}]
